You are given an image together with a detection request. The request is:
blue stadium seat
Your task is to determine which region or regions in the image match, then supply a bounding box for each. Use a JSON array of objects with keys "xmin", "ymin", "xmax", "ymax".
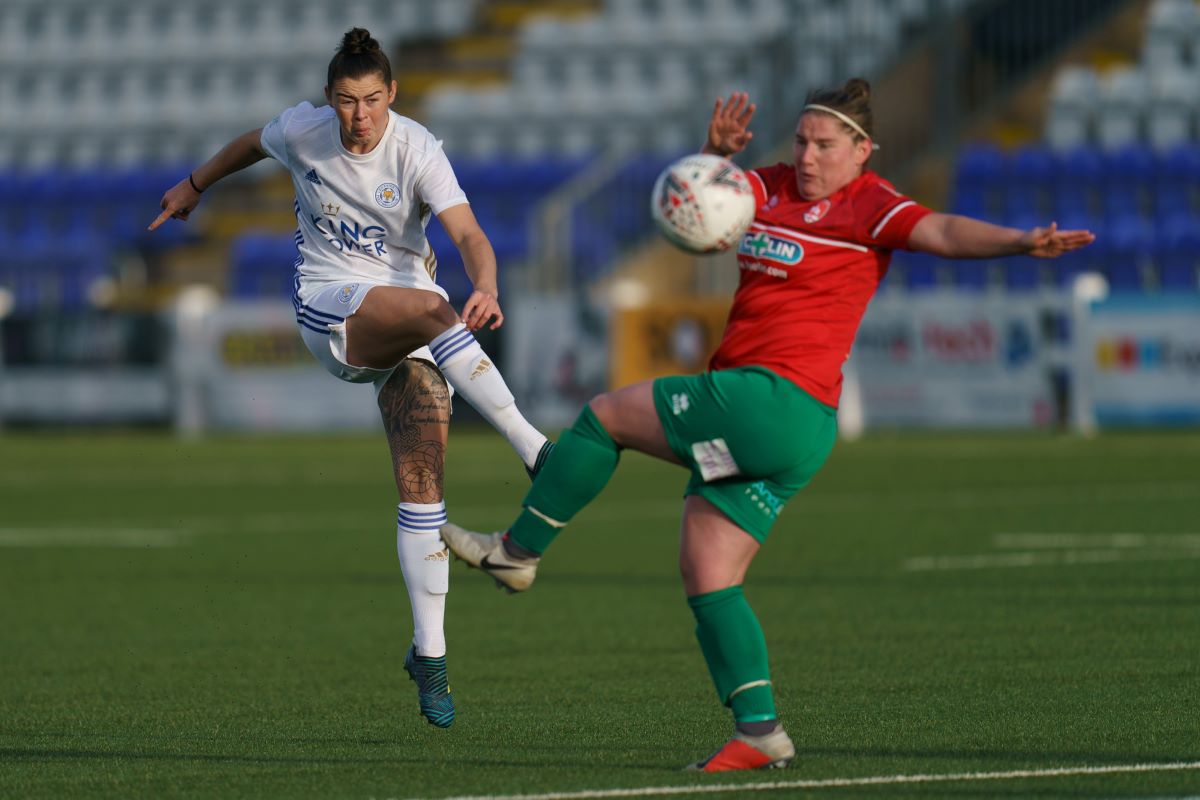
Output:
[
  {"xmin": 1103, "ymin": 217, "xmax": 1154, "ymax": 291},
  {"xmin": 1004, "ymin": 256, "xmax": 1042, "ymax": 291},
  {"xmin": 1156, "ymin": 214, "xmax": 1200, "ymax": 291},
  {"xmin": 571, "ymin": 220, "xmax": 617, "ymax": 281},
  {"xmin": 950, "ymin": 259, "xmax": 993, "ymax": 291},
  {"xmin": 1006, "ymin": 144, "xmax": 1056, "ymax": 218},
  {"xmin": 433, "ymin": 155, "xmax": 591, "ymax": 291},
  {"xmin": 1053, "ymin": 145, "xmax": 1103, "ymax": 219},
  {"xmin": 1155, "ymin": 145, "xmax": 1200, "ymax": 218},
  {"xmin": 0, "ymin": 218, "xmax": 113, "ymax": 311},
  {"xmin": 1103, "ymin": 144, "xmax": 1155, "ymax": 220},
  {"xmin": 229, "ymin": 232, "xmax": 299, "ymax": 299},
  {"xmin": 891, "ymin": 250, "xmax": 941, "ymax": 290},
  {"xmin": 953, "ymin": 143, "xmax": 1006, "ymax": 218}
]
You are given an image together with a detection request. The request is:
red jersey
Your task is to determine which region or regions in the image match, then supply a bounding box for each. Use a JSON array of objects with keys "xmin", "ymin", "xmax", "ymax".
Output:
[{"xmin": 708, "ymin": 164, "xmax": 932, "ymax": 407}]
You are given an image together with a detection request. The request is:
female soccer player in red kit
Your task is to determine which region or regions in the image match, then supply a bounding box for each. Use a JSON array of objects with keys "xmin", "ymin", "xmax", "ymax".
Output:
[{"xmin": 442, "ymin": 79, "xmax": 1095, "ymax": 771}]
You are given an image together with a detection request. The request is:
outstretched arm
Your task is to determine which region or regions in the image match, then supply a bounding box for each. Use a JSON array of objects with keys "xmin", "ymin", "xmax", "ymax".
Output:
[
  {"xmin": 907, "ymin": 212, "xmax": 1096, "ymax": 259},
  {"xmin": 437, "ymin": 203, "xmax": 503, "ymax": 332},
  {"xmin": 149, "ymin": 128, "xmax": 267, "ymax": 230},
  {"xmin": 701, "ymin": 92, "xmax": 756, "ymax": 157}
]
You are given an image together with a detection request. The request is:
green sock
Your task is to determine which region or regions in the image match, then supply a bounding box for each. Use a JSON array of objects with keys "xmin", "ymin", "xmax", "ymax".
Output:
[
  {"xmin": 688, "ymin": 586, "xmax": 777, "ymax": 724},
  {"xmin": 508, "ymin": 405, "xmax": 621, "ymax": 555}
]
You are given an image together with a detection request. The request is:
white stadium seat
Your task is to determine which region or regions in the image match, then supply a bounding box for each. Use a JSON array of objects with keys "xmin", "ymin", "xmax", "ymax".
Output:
[{"xmin": 1147, "ymin": 67, "xmax": 1200, "ymax": 151}]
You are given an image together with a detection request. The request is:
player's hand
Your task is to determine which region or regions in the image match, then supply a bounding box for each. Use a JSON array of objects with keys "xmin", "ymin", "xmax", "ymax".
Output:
[
  {"xmin": 148, "ymin": 177, "xmax": 202, "ymax": 231},
  {"xmin": 1022, "ymin": 222, "xmax": 1096, "ymax": 258},
  {"xmin": 462, "ymin": 289, "xmax": 503, "ymax": 331},
  {"xmin": 705, "ymin": 92, "xmax": 756, "ymax": 158}
]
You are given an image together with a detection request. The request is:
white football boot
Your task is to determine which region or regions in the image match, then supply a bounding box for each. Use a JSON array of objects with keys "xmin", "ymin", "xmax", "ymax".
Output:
[{"xmin": 440, "ymin": 523, "xmax": 539, "ymax": 593}]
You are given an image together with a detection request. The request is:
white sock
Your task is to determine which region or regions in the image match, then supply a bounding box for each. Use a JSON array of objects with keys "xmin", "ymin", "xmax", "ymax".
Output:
[
  {"xmin": 429, "ymin": 323, "xmax": 548, "ymax": 468},
  {"xmin": 396, "ymin": 502, "xmax": 449, "ymax": 657}
]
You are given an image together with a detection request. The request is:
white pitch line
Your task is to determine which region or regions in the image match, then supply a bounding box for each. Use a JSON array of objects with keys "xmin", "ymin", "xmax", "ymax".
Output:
[
  {"xmin": 0, "ymin": 528, "xmax": 185, "ymax": 547},
  {"xmin": 994, "ymin": 533, "xmax": 1200, "ymax": 550},
  {"xmin": 902, "ymin": 548, "xmax": 1200, "ymax": 572},
  {"xmin": 399, "ymin": 761, "xmax": 1200, "ymax": 800}
]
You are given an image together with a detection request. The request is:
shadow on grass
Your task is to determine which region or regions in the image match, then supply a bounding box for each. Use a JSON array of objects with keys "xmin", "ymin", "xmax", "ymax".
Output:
[{"xmin": 0, "ymin": 743, "xmax": 673, "ymax": 772}]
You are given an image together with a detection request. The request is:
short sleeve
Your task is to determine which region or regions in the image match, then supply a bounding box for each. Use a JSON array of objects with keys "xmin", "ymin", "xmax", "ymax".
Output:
[
  {"xmin": 414, "ymin": 141, "xmax": 468, "ymax": 215},
  {"xmin": 260, "ymin": 102, "xmax": 315, "ymax": 170},
  {"xmin": 748, "ymin": 162, "xmax": 792, "ymax": 210},
  {"xmin": 853, "ymin": 179, "xmax": 933, "ymax": 250}
]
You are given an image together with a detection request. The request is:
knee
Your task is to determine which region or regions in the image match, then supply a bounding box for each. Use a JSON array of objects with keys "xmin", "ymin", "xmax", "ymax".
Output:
[
  {"xmin": 406, "ymin": 357, "xmax": 449, "ymax": 397},
  {"xmin": 587, "ymin": 393, "xmax": 615, "ymax": 429},
  {"xmin": 395, "ymin": 293, "xmax": 455, "ymax": 341},
  {"xmin": 421, "ymin": 293, "xmax": 457, "ymax": 327},
  {"xmin": 378, "ymin": 358, "xmax": 450, "ymax": 413}
]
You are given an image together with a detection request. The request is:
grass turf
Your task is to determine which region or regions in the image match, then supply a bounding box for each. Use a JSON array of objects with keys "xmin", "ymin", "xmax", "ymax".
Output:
[{"xmin": 1, "ymin": 430, "xmax": 1198, "ymax": 798}]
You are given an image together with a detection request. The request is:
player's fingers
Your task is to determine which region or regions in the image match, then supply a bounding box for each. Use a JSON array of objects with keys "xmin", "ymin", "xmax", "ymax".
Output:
[
  {"xmin": 737, "ymin": 102, "xmax": 756, "ymax": 126},
  {"xmin": 490, "ymin": 307, "xmax": 504, "ymax": 330},
  {"xmin": 720, "ymin": 92, "xmax": 741, "ymax": 120},
  {"xmin": 1059, "ymin": 233, "xmax": 1095, "ymax": 251},
  {"xmin": 148, "ymin": 208, "xmax": 172, "ymax": 231},
  {"xmin": 461, "ymin": 295, "xmax": 478, "ymax": 321}
]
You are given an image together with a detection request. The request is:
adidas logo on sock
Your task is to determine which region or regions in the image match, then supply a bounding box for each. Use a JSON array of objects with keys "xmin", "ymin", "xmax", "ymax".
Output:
[
  {"xmin": 304, "ymin": 169, "xmax": 322, "ymax": 185},
  {"xmin": 425, "ymin": 548, "xmax": 449, "ymax": 561},
  {"xmin": 470, "ymin": 359, "xmax": 492, "ymax": 380}
]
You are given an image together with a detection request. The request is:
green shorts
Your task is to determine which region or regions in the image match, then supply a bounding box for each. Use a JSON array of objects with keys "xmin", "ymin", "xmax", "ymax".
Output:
[{"xmin": 652, "ymin": 366, "xmax": 837, "ymax": 542}]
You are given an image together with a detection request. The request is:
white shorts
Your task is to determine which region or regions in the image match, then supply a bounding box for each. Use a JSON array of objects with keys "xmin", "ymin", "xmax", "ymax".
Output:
[{"xmin": 293, "ymin": 278, "xmax": 443, "ymax": 391}]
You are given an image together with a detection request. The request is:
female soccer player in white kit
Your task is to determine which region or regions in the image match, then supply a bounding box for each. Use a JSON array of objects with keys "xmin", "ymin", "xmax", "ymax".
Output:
[{"xmin": 151, "ymin": 28, "xmax": 553, "ymax": 728}]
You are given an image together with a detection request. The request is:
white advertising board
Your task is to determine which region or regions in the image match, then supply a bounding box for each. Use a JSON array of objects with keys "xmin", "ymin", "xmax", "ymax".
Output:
[
  {"xmin": 1083, "ymin": 294, "xmax": 1200, "ymax": 426},
  {"xmin": 175, "ymin": 300, "xmax": 380, "ymax": 432},
  {"xmin": 849, "ymin": 291, "xmax": 1058, "ymax": 428}
]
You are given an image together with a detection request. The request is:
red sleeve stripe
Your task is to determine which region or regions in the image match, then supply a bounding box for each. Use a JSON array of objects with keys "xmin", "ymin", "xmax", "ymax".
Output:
[{"xmin": 870, "ymin": 200, "xmax": 916, "ymax": 239}]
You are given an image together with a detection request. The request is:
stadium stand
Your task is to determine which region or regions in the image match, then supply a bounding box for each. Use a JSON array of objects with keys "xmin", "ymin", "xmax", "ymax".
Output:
[
  {"xmin": 2, "ymin": 0, "xmax": 1194, "ymax": 313},
  {"xmin": 932, "ymin": 0, "xmax": 1200, "ymax": 294},
  {"xmin": 423, "ymin": 0, "xmax": 970, "ymax": 159}
]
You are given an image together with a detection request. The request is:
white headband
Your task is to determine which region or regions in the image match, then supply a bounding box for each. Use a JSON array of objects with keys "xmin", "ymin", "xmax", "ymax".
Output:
[{"xmin": 804, "ymin": 104, "xmax": 881, "ymax": 150}]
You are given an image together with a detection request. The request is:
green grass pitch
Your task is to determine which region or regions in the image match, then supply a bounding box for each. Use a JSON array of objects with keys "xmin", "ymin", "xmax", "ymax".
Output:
[{"xmin": 1, "ymin": 430, "xmax": 1198, "ymax": 798}]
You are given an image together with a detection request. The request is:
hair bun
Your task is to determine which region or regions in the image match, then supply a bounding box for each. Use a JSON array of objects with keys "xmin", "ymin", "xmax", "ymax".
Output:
[
  {"xmin": 842, "ymin": 78, "xmax": 872, "ymax": 104},
  {"xmin": 341, "ymin": 27, "xmax": 379, "ymax": 55}
]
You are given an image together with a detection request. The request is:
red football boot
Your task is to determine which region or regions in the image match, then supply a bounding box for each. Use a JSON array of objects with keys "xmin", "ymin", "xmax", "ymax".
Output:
[{"xmin": 686, "ymin": 727, "xmax": 795, "ymax": 772}]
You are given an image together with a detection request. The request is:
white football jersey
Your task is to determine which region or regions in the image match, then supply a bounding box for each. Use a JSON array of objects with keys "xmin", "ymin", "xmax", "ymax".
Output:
[{"xmin": 260, "ymin": 102, "xmax": 468, "ymax": 303}]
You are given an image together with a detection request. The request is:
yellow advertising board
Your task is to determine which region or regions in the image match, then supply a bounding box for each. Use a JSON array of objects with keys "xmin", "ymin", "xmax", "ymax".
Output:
[{"xmin": 609, "ymin": 298, "xmax": 732, "ymax": 387}]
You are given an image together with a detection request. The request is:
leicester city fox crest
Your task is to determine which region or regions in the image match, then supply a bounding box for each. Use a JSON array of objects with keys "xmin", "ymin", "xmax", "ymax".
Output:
[{"xmin": 375, "ymin": 182, "xmax": 401, "ymax": 208}]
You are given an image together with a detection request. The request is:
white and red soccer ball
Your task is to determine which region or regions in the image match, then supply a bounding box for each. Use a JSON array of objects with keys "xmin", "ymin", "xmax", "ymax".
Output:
[{"xmin": 651, "ymin": 154, "xmax": 757, "ymax": 255}]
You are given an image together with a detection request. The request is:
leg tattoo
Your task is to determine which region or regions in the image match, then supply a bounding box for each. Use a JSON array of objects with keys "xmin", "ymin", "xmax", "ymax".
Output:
[{"xmin": 378, "ymin": 358, "xmax": 450, "ymax": 503}]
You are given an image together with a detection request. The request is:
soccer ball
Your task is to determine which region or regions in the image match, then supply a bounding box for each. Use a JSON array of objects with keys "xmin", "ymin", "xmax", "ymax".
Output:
[{"xmin": 650, "ymin": 154, "xmax": 757, "ymax": 255}]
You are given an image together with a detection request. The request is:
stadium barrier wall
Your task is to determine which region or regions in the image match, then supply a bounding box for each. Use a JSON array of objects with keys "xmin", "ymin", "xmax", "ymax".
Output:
[
  {"xmin": 171, "ymin": 296, "xmax": 380, "ymax": 433},
  {"xmin": 1, "ymin": 288, "xmax": 1198, "ymax": 432},
  {"xmin": 1082, "ymin": 293, "xmax": 1200, "ymax": 426}
]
